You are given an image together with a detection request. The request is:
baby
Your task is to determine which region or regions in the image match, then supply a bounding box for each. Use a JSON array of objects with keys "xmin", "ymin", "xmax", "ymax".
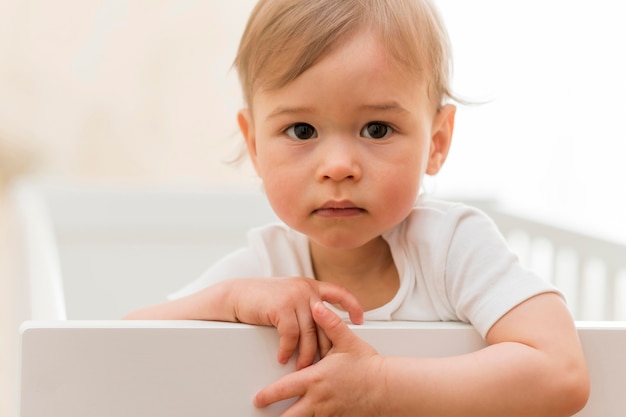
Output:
[{"xmin": 126, "ymin": 1, "xmax": 589, "ymax": 415}]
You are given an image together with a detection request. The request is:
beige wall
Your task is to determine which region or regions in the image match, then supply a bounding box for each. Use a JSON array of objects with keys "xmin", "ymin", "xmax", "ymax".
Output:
[{"xmin": 0, "ymin": 0, "xmax": 259, "ymax": 186}]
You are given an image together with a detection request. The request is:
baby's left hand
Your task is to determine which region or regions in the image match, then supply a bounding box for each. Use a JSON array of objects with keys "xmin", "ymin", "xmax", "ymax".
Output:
[{"xmin": 254, "ymin": 302, "xmax": 385, "ymax": 417}]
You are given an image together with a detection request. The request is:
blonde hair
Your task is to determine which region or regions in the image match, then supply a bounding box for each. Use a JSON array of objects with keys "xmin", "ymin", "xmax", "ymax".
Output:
[{"xmin": 234, "ymin": 0, "xmax": 455, "ymax": 109}]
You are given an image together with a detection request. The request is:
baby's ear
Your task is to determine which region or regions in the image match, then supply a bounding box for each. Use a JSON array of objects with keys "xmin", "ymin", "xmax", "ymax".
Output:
[
  {"xmin": 426, "ymin": 104, "xmax": 455, "ymax": 175},
  {"xmin": 237, "ymin": 109, "xmax": 259, "ymax": 172}
]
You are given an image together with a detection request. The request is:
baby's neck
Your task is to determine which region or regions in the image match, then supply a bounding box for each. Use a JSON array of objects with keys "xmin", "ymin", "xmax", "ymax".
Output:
[{"xmin": 309, "ymin": 237, "xmax": 400, "ymax": 311}]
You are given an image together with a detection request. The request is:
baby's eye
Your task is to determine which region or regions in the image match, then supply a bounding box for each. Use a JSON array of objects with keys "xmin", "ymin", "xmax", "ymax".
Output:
[
  {"xmin": 361, "ymin": 122, "xmax": 392, "ymax": 140},
  {"xmin": 285, "ymin": 123, "xmax": 317, "ymax": 140}
]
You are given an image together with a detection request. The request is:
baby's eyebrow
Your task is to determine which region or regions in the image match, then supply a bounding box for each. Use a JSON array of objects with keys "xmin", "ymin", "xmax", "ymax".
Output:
[
  {"xmin": 266, "ymin": 106, "xmax": 316, "ymax": 120},
  {"xmin": 265, "ymin": 102, "xmax": 409, "ymax": 121},
  {"xmin": 359, "ymin": 101, "xmax": 410, "ymax": 113}
]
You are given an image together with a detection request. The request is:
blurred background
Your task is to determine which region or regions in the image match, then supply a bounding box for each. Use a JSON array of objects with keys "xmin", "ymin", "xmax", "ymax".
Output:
[
  {"xmin": 1, "ymin": 1, "xmax": 625, "ymax": 416},
  {"xmin": 1, "ymin": 0, "xmax": 624, "ymax": 235}
]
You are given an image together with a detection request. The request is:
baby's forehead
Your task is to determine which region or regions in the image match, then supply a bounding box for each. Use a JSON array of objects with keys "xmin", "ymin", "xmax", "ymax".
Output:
[
  {"xmin": 261, "ymin": 28, "xmax": 427, "ymax": 86},
  {"xmin": 252, "ymin": 32, "xmax": 435, "ymax": 108},
  {"xmin": 237, "ymin": 0, "xmax": 451, "ymax": 108}
]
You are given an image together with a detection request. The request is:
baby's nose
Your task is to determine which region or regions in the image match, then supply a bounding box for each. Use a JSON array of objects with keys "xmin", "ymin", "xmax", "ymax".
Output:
[{"xmin": 315, "ymin": 138, "xmax": 362, "ymax": 182}]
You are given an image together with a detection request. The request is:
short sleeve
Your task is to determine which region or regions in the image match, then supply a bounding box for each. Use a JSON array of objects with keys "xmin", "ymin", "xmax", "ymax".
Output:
[
  {"xmin": 167, "ymin": 222, "xmax": 312, "ymax": 300},
  {"xmin": 442, "ymin": 205, "xmax": 560, "ymax": 338},
  {"xmin": 167, "ymin": 246, "xmax": 264, "ymax": 300}
]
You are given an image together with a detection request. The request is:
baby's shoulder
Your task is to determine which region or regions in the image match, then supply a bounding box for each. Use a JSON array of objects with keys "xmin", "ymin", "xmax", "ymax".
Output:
[
  {"xmin": 391, "ymin": 197, "xmax": 496, "ymax": 245},
  {"xmin": 407, "ymin": 196, "xmax": 484, "ymax": 225}
]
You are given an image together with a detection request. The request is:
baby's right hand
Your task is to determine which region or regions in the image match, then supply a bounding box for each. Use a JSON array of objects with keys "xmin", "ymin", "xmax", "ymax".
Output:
[{"xmin": 221, "ymin": 277, "xmax": 363, "ymax": 370}]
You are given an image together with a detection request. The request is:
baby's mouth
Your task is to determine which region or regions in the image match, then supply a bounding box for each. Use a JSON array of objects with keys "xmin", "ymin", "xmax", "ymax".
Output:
[{"xmin": 313, "ymin": 200, "xmax": 365, "ymax": 217}]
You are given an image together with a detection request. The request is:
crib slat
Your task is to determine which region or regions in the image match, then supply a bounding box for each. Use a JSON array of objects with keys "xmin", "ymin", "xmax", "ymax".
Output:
[{"xmin": 605, "ymin": 267, "xmax": 617, "ymax": 321}]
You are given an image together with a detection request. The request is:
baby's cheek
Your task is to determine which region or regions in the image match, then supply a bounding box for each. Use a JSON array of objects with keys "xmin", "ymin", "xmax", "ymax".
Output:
[
  {"xmin": 382, "ymin": 180, "xmax": 419, "ymax": 219},
  {"xmin": 263, "ymin": 181, "xmax": 299, "ymax": 220}
]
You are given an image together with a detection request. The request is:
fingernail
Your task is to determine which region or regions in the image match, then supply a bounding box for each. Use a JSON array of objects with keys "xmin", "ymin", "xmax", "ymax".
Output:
[{"xmin": 314, "ymin": 302, "xmax": 326, "ymax": 315}]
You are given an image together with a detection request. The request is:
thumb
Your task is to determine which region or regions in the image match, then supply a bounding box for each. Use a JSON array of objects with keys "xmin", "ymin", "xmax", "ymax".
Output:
[{"xmin": 311, "ymin": 302, "xmax": 355, "ymax": 348}]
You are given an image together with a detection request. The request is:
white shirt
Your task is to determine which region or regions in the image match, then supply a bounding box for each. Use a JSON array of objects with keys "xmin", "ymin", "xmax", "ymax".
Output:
[{"xmin": 170, "ymin": 197, "xmax": 558, "ymax": 338}]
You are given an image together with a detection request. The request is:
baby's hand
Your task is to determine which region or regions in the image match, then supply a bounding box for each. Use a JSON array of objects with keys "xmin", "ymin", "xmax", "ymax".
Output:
[
  {"xmin": 225, "ymin": 277, "xmax": 363, "ymax": 369},
  {"xmin": 254, "ymin": 302, "xmax": 383, "ymax": 417}
]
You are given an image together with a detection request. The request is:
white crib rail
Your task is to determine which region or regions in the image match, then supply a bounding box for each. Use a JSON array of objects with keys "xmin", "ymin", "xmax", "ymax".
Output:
[
  {"xmin": 17, "ymin": 320, "xmax": 626, "ymax": 417},
  {"xmin": 472, "ymin": 201, "xmax": 626, "ymax": 321},
  {"xmin": 11, "ymin": 181, "xmax": 67, "ymax": 321}
]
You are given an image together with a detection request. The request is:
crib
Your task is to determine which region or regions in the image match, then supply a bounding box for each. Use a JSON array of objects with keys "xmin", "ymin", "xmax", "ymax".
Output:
[
  {"xmin": 10, "ymin": 180, "xmax": 626, "ymax": 416},
  {"xmin": 12, "ymin": 180, "xmax": 279, "ymax": 322}
]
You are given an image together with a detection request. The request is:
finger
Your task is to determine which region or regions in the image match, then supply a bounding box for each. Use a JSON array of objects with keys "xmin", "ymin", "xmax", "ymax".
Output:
[
  {"xmin": 317, "ymin": 282, "xmax": 364, "ymax": 324},
  {"xmin": 254, "ymin": 369, "xmax": 308, "ymax": 408},
  {"xmin": 294, "ymin": 305, "xmax": 319, "ymax": 370},
  {"xmin": 275, "ymin": 312, "xmax": 301, "ymax": 364},
  {"xmin": 311, "ymin": 301, "xmax": 354, "ymax": 347},
  {"xmin": 317, "ymin": 324, "xmax": 332, "ymax": 358},
  {"xmin": 270, "ymin": 397, "xmax": 313, "ymax": 417}
]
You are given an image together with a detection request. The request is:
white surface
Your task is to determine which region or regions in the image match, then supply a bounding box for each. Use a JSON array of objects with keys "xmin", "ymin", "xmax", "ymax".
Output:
[
  {"xmin": 18, "ymin": 321, "xmax": 485, "ymax": 417},
  {"xmin": 17, "ymin": 320, "xmax": 626, "ymax": 417}
]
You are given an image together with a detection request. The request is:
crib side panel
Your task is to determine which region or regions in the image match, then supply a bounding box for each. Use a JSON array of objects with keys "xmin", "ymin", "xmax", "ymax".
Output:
[{"xmin": 17, "ymin": 321, "xmax": 626, "ymax": 417}]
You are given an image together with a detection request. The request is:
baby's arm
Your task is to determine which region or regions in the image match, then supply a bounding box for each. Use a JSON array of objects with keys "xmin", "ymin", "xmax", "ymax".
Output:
[
  {"xmin": 124, "ymin": 277, "xmax": 364, "ymax": 370},
  {"xmin": 376, "ymin": 292, "xmax": 589, "ymax": 416},
  {"xmin": 255, "ymin": 292, "xmax": 589, "ymax": 417}
]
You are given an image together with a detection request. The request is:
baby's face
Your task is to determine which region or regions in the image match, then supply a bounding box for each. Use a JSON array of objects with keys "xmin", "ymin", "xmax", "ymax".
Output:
[{"xmin": 239, "ymin": 29, "xmax": 453, "ymax": 250}]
